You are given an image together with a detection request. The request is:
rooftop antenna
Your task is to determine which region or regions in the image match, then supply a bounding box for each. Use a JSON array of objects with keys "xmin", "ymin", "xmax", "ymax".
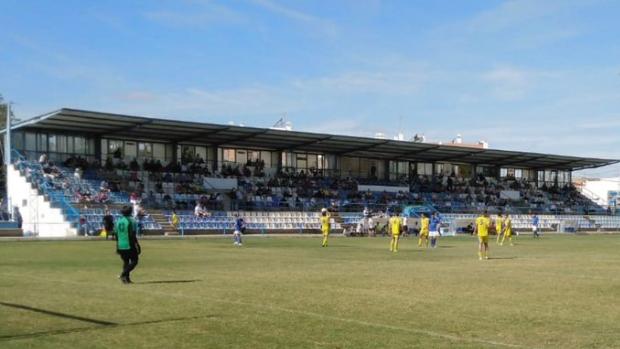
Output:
[
  {"xmin": 394, "ymin": 115, "xmax": 404, "ymax": 141},
  {"xmin": 272, "ymin": 112, "xmax": 292, "ymax": 131}
]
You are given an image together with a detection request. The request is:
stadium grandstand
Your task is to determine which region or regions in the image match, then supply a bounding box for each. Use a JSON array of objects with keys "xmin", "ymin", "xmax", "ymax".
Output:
[{"xmin": 1, "ymin": 108, "xmax": 618, "ymax": 238}]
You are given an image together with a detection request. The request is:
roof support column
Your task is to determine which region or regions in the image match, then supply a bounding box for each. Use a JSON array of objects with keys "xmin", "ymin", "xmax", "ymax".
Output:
[
  {"xmin": 171, "ymin": 142, "xmax": 178, "ymax": 165},
  {"xmin": 277, "ymin": 150, "xmax": 283, "ymax": 174},
  {"xmin": 383, "ymin": 160, "xmax": 390, "ymax": 182},
  {"xmin": 94, "ymin": 135, "xmax": 102, "ymax": 163}
]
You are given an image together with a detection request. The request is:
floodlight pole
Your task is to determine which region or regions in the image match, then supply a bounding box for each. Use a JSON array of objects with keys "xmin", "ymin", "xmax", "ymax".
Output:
[{"xmin": 4, "ymin": 103, "xmax": 11, "ymax": 221}]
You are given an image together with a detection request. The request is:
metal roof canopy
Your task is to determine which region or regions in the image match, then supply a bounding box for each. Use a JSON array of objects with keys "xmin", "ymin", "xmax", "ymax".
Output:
[{"xmin": 3, "ymin": 108, "xmax": 618, "ymax": 171}]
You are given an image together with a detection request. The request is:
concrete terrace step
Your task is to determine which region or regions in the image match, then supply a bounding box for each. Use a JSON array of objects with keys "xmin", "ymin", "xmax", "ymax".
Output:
[{"xmin": 149, "ymin": 212, "xmax": 178, "ymax": 235}]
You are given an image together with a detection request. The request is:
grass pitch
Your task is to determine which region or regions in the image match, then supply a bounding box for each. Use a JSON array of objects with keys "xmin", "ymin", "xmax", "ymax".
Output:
[{"xmin": 2, "ymin": 234, "xmax": 620, "ymax": 349}]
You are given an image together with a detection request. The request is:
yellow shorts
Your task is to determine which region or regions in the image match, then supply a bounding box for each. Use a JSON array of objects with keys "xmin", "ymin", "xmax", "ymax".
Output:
[
  {"xmin": 391, "ymin": 233, "xmax": 400, "ymax": 238},
  {"xmin": 504, "ymin": 231, "xmax": 512, "ymax": 237},
  {"xmin": 420, "ymin": 231, "xmax": 429, "ymax": 237},
  {"xmin": 478, "ymin": 236, "xmax": 489, "ymax": 243},
  {"xmin": 322, "ymin": 230, "xmax": 329, "ymax": 236}
]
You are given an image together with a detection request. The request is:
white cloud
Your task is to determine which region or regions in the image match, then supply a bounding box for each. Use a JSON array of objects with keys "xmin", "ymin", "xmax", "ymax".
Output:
[
  {"xmin": 577, "ymin": 117, "xmax": 620, "ymax": 130},
  {"xmin": 110, "ymin": 61, "xmax": 427, "ymax": 121},
  {"xmin": 248, "ymin": 0, "xmax": 337, "ymax": 36},
  {"xmin": 467, "ymin": 0, "xmax": 562, "ymax": 33},
  {"xmin": 144, "ymin": 1, "xmax": 245, "ymax": 28},
  {"xmin": 294, "ymin": 69, "xmax": 424, "ymax": 95},
  {"xmin": 250, "ymin": 0, "xmax": 317, "ymax": 23},
  {"xmin": 483, "ymin": 67, "xmax": 530, "ymax": 100}
]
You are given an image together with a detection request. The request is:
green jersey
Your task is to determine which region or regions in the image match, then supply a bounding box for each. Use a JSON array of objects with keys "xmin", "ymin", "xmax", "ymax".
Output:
[{"xmin": 115, "ymin": 216, "xmax": 137, "ymax": 251}]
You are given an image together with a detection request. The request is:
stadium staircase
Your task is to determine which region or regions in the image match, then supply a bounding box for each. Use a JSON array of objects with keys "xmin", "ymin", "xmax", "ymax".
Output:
[
  {"xmin": 151, "ymin": 211, "xmax": 178, "ymax": 236},
  {"xmin": 579, "ymin": 186, "xmax": 604, "ymax": 207},
  {"xmin": 8, "ymin": 160, "xmax": 78, "ymax": 236}
]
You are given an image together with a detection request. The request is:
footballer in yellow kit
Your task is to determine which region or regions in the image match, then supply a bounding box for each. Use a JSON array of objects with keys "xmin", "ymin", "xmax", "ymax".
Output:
[
  {"xmin": 389, "ymin": 212, "xmax": 402, "ymax": 252},
  {"xmin": 501, "ymin": 214, "xmax": 514, "ymax": 246},
  {"xmin": 320, "ymin": 209, "xmax": 330, "ymax": 247},
  {"xmin": 495, "ymin": 213, "xmax": 504, "ymax": 244},
  {"xmin": 474, "ymin": 211, "xmax": 491, "ymax": 260},
  {"xmin": 418, "ymin": 213, "xmax": 430, "ymax": 248}
]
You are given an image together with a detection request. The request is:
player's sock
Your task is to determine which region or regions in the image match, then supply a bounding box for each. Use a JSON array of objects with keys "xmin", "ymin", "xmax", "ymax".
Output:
[
  {"xmin": 418, "ymin": 238, "xmax": 422, "ymax": 247},
  {"xmin": 394, "ymin": 238, "xmax": 399, "ymax": 252}
]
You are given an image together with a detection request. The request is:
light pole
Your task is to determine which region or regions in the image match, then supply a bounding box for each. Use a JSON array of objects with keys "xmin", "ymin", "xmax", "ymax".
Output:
[{"xmin": 3, "ymin": 102, "xmax": 11, "ymax": 221}]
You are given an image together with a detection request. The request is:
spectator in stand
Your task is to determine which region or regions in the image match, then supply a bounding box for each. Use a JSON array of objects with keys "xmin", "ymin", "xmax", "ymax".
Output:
[
  {"xmin": 74, "ymin": 167, "xmax": 82, "ymax": 181},
  {"xmin": 38, "ymin": 153, "xmax": 48, "ymax": 164},
  {"xmin": 194, "ymin": 203, "xmax": 209, "ymax": 217},
  {"xmin": 129, "ymin": 192, "xmax": 140, "ymax": 205}
]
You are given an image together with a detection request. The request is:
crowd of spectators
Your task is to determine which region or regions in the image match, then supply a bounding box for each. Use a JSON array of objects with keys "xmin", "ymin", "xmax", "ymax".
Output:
[{"xmin": 38, "ymin": 154, "xmax": 605, "ymax": 214}]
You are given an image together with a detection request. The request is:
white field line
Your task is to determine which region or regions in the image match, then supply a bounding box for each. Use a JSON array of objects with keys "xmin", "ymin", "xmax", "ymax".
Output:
[{"xmin": 1, "ymin": 272, "xmax": 533, "ymax": 349}]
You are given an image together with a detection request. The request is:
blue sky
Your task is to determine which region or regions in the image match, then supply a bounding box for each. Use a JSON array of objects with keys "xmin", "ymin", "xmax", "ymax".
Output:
[{"xmin": 1, "ymin": 0, "xmax": 619, "ymax": 176}]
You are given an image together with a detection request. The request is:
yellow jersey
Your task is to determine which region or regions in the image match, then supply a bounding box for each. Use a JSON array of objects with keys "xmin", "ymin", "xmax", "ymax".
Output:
[
  {"xmin": 171, "ymin": 213, "xmax": 180, "ymax": 227},
  {"xmin": 420, "ymin": 217, "xmax": 430, "ymax": 233},
  {"xmin": 389, "ymin": 217, "xmax": 401, "ymax": 235},
  {"xmin": 504, "ymin": 217, "xmax": 512, "ymax": 234},
  {"xmin": 476, "ymin": 216, "xmax": 491, "ymax": 237},
  {"xmin": 320, "ymin": 216, "xmax": 330, "ymax": 233},
  {"xmin": 495, "ymin": 217, "xmax": 503, "ymax": 233}
]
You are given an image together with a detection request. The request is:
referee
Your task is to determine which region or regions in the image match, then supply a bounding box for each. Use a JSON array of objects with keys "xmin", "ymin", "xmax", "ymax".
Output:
[{"xmin": 115, "ymin": 205, "xmax": 141, "ymax": 284}]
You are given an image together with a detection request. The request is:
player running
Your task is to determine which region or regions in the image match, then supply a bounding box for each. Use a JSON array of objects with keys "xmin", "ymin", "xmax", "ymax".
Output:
[
  {"xmin": 500, "ymin": 214, "xmax": 514, "ymax": 246},
  {"xmin": 429, "ymin": 212, "xmax": 442, "ymax": 248},
  {"xmin": 418, "ymin": 213, "xmax": 430, "ymax": 248},
  {"xmin": 495, "ymin": 213, "xmax": 504, "ymax": 244},
  {"xmin": 389, "ymin": 211, "xmax": 402, "ymax": 253},
  {"xmin": 474, "ymin": 210, "xmax": 491, "ymax": 260},
  {"xmin": 320, "ymin": 208, "xmax": 331, "ymax": 247},
  {"xmin": 532, "ymin": 214, "xmax": 540, "ymax": 238},
  {"xmin": 233, "ymin": 214, "xmax": 245, "ymax": 246}
]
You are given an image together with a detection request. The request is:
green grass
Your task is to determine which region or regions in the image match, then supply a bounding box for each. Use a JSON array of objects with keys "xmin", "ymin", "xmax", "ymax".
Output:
[{"xmin": 2, "ymin": 234, "xmax": 620, "ymax": 349}]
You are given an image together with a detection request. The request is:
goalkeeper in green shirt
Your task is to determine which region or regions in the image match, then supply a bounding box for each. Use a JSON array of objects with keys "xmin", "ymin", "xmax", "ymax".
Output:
[{"xmin": 115, "ymin": 205, "xmax": 141, "ymax": 284}]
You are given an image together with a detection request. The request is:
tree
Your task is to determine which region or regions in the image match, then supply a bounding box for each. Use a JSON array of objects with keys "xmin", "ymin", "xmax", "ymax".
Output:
[
  {"xmin": 0, "ymin": 94, "xmax": 16, "ymax": 126},
  {"xmin": 0, "ymin": 94, "xmax": 7, "ymax": 126}
]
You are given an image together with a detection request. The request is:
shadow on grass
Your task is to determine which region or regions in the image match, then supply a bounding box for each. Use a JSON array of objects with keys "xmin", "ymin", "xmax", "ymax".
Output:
[
  {"xmin": 488, "ymin": 257, "xmax": 517, "ymax": 260},
  {"xmin": 136, "ymin": 279, "xmax": 201, "ymax": 285},
  {"xmin": 0, "ymin": 314, "xmax": 218, "ymax": 341}
]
